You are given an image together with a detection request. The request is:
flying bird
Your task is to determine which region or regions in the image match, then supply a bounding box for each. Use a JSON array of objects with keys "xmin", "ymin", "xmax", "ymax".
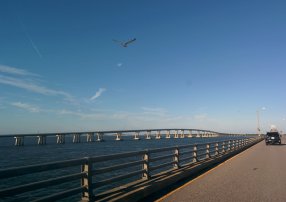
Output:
[{"xmin": 113, "ymin": 38, "xmax": 136, "ymax": 47}]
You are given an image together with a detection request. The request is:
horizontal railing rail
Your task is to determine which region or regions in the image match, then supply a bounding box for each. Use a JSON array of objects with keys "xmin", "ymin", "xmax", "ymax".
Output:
[{"xmin": 0, "ymin": 136, "xmax": 262, "ymax": 201}]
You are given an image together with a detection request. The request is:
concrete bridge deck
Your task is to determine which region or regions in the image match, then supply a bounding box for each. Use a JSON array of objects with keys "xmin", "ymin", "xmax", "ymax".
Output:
[{"xmin": 157, "ymin": 136, "xmax": 286, "ymax": 202}]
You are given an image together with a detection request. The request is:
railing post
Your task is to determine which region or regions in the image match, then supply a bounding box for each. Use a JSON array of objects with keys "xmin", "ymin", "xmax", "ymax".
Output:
[
  {"xmin": 235, "ymin": 140, "xmax": 238, "ymax": 148},
  {"xmin": 206, "ymin": 144, "xmax": 210, "ymax": 158},
  {"xmin": 215, "ymin": 143, "xmax": 219, "ymax": 156},
  {"xmin": 228, "ymin": 140, "xmax": 231, "ymax": 150},
  {"xmin": 193, "ymin": 145, "xmax": 198, "ymax": 162},
  {"xmin": 142, "ymin": 150, "xmax": 150, "ymax": 180},
  {"xmin": 81, "ymin": 157, "xmax": 93, "ymax": 201},
  {"xmin": 173, "ymin": 147, "xmax": 180, "ymax": 169},
  {"xmin": 222, "ymin": 142, "xmax": 225, "ymax": 153}
]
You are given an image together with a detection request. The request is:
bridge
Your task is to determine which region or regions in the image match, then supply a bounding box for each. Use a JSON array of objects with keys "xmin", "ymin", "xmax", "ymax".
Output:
[
  {"xmin": 0, "ymin": 129, "xmax": 243, "ymax": 146},
  {"xmin": 0, "ymin": 134, "xmax": 263, "ymax": 201},
  {"xmin": 156, "ymin": 136, "xmax": 286, "ymax": 202}
]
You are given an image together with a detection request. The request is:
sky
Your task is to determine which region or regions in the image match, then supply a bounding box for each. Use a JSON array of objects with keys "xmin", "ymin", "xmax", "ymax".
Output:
[{"xmin": 1, "ymin": 0, "xmax": 286, "ymax": 135}]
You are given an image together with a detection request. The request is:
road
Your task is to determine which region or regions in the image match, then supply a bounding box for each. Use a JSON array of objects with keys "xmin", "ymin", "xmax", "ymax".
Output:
[{"xmin": 157, "ymin": 136, "xmax": 286, "ymax": 202}]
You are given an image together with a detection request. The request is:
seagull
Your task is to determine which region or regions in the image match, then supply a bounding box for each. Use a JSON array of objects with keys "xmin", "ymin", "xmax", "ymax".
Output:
[{"xmin": 113, "ymin": 38, "xmax": 136, "ymax": 47}]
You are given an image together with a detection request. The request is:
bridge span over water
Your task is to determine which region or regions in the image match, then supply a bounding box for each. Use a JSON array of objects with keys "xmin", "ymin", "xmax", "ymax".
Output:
[{"xmin": 0, "ymin": 128, "xmax": 246, "ymax": 146}]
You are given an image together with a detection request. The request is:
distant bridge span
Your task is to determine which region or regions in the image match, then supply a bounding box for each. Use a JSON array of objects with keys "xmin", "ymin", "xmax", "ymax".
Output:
[{"xmin": 0, "ymin": 128, "xmax": 247, "ymax": 146}]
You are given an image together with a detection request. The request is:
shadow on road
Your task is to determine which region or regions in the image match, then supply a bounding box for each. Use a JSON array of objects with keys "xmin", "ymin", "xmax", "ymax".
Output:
[{"xmin": 265, "ymin": 143, "xmax": 286, "ymax": 146}]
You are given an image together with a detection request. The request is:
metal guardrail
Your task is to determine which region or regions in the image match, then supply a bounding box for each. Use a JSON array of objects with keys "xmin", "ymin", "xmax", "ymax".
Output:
[{"xmin": 0, "ymin": 137, "xmax": 260, "ymax": 201}]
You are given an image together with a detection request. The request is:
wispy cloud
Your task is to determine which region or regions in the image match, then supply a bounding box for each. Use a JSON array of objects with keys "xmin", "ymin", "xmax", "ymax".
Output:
[
  {"xmin": 90, "ymin": 88, "xmax": 106, "ymax": 101},
  {"xmin": 141, "ymin": 107, "xmax": 167, "ymax": 116},
  {"xmin": 0, "ymin": 65, "xmax": 75, "ymax": 103},
  {"xmin": 0, "ymin": 75, "xmax": 72, "ymax": 98},
  {"xmin": 11, "ymin": 102, "xmax": 40, "ymax": 113},
  {"xmin": 0, "ymin": 64, "xmax": 38, "ymax": 76},
  {"xmin": 57, "ymin": 109, "xmax": 108, "ymax": 119},
  {"xmin": 194, "ymin": 113, "xmax": 208, "ymax": 121}
]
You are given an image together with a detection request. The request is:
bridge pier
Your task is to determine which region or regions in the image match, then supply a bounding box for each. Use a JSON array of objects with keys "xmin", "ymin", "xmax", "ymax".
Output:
[
  {"xmin": 202, "ymin": 132, "xmax": 206, "ymax": 138},
  {"xmin": 188, "ymin": 130, "xmax": 193, "ymax": 138},
  {"xmin": 155, "ymin": 131, "xmax": 161, "ymax": 139},
  {"xmin": 96, "ymin": 132, "xmax": 104, "ymax": 142},
  {"xmin": 86, "ymin": 133, "xmax": 94, "ymax": 142},
  {"xmin": 134, "ymin": 132, "xmax": 140, "ymax": 140},
  {"xmin": 174, "ymin": 130, "xmax": 179, "ymax": 138},
  {"xmin": 73, "ymin": 134, "xmax": 81, "ymax": 143},
  {"xmin": 145, "ymin": 131, "xmax": 151, "ymax": 139},
  {"xmin": 115, "ymin": 133, "xmax": 122, "ymax": 141},
  {"xmin": 14, "ymin": 136, "xmax": 24, "ymax": 146},
  {"xmin": 166, "ymin": 130, "xmax": 171, "ymax": 138},
  {"xmin": 56, "ymin": 134, "xmax": 65, "ymax": 144},
  {"xmin": 180, "ymin": 130, "xmax": 185, "ymax": 138},
  {"xmin": 37, "ymin": 135, "xmax": 46, "ymax": 145}
]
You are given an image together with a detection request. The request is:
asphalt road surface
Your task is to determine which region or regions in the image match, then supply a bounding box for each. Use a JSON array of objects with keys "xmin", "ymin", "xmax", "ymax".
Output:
[{"xmin": 158, "ymin": 136, "xmax": 286, "ymax": 202}]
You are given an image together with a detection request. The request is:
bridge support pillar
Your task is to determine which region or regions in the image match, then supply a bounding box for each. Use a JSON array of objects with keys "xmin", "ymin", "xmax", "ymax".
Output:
[
  {"xmin": 86, "ymin": 133, "xmax": 94, "ymax": 142},
  {"xmin": 145, "ymin": 131, "xmax": 151, "ymax": 140},
  {"xmin": 180, "ymin": 130, "xmax": 184, "ymax": 138},
  {"xmin": 134, "ymin": 132, "xmax": 140, "ymax": 140},
  {"xmin": 188, "ymin": 130, "xmax": 193, "ymax": 138},
  {"xmin": 14, "ymin": 136, "xmax": 24, "ymax": 146},
  {"xmin": 174, "ymin": 130, "xmax": 179, "ymax": 138},
  {"xmin": 96, "ymin": 132, "xmax": 104, "ymax": 142},
  {"xmin": 37, "ymin": 135, "xmax": 46, "ymax": 145},
  {"xmin": 166, "ymin": 130, "xmax": 171, "ymax": 138},
  {"xmin": 56, "ymin": 134, "xmax": 65, "ymax": 144},
  {"xmin": 73, "ymin": 134, "xmax": 81, "ymax": 143},
  {"xmin": 155, "ymin": 131, "xmax": 161, "ymax": 139},
  {"xmin": 115, "ymin": 133, "xmax": 122, "ymax": 141}
]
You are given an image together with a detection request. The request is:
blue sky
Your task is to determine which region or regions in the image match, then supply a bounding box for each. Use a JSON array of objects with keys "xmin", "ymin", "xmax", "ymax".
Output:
[{"xmin": 1, "ymin": 0, "xmax": 286, "ymax": 134}]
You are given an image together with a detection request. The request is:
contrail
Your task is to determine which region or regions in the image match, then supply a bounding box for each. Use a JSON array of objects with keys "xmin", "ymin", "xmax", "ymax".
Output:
[
  {"xmin": 90, "ymin": 88, "xmax": 106, "ymax": 101},
  {"xmin": 19, "ymin": 20, "xmax": 43, "ymax": 58}
]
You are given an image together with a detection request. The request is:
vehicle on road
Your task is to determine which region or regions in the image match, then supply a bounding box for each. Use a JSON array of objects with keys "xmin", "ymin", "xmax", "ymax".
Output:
[{"xmin": 265, "ymin": 132, "xmax": 281, "ymax": 145}]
